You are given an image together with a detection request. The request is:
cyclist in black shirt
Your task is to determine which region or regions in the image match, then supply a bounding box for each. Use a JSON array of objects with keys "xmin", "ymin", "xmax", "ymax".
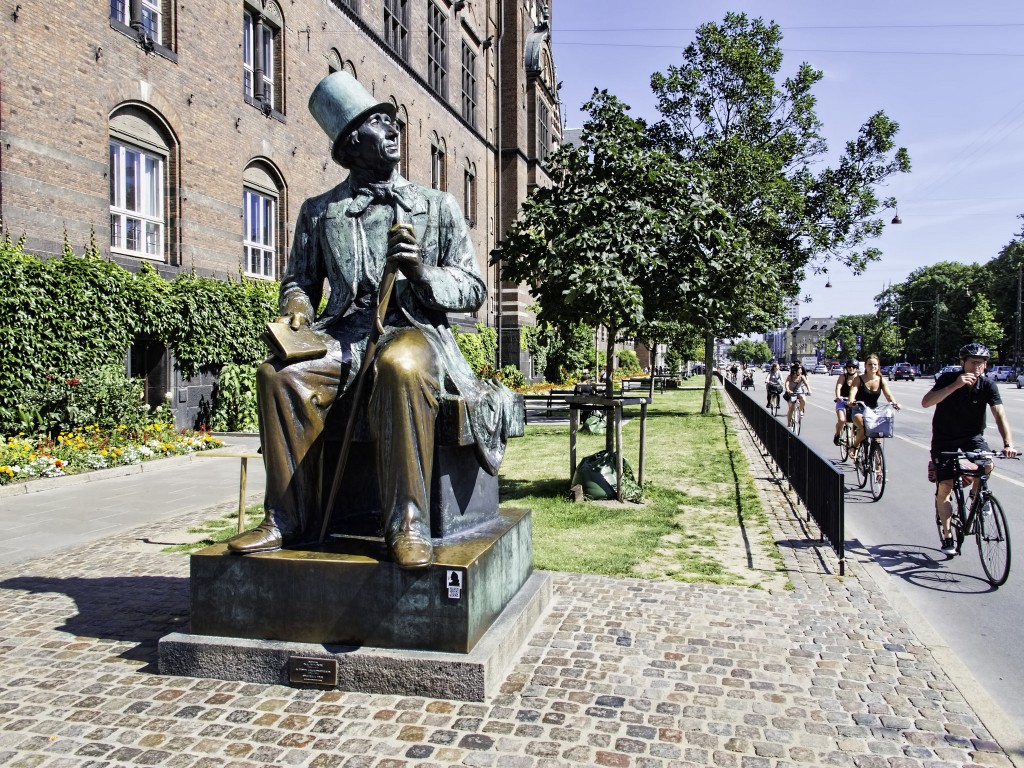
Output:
[{"xmin": 922, "ymin": 343, "xmax": 1017, "ymax": 555}]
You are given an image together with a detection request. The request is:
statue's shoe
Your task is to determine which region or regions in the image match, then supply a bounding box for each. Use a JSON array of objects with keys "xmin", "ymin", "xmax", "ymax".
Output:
[
  {"xmin": 388, "ymin": 529, "xmax": 434, "ymax": 569},
  {"xmin": 385, "ymin": 502, "xmax": 435, "ymax": 569},
  {"xmin": 227, "ymin": 521, "xmax": 283, "ymax": 553}
]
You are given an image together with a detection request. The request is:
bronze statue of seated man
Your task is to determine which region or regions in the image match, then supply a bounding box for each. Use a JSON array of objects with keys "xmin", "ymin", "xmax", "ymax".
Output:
[{"xmin": 228, "ymin": 71, "xmax": 514, "ymax": 569}]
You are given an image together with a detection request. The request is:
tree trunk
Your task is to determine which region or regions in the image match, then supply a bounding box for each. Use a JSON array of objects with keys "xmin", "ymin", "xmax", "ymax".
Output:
[{"xmin": 702, "ymin": 331, "xmax": 714, "ymax": 415}]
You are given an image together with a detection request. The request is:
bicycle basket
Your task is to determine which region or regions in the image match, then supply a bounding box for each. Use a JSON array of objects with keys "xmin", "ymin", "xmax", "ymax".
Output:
[{"xmin": 864, "ymin": 404, "xmax": 895, "ymax": 438}]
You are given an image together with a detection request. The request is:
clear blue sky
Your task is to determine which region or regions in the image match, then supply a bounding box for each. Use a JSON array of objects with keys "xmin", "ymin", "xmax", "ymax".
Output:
[{"xmin": 551, "ymin": 1, "xmax": 1024, "ymax": 321}]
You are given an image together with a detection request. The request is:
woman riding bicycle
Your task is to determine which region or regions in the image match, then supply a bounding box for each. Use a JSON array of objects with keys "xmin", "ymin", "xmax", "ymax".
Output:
[
  {"xmin": 765, "ymin": 363, "xmax": 783, "ymax": 410},
  {"xmin": 784, "ymin": 362, "xmax": 811, "ymax": 428},
  {"xmin": 847, "ymin": 354, "xmax": 901, "ymax": 460},
  {"xmin": 833, "ymin": 359, "xmax": 860, "ymax": 446}
]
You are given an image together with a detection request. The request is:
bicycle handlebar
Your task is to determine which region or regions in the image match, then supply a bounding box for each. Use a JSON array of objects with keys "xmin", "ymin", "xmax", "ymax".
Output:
[{"xmin": 937, "ymin": 450, "xmax": 1019, "ymax": 462}]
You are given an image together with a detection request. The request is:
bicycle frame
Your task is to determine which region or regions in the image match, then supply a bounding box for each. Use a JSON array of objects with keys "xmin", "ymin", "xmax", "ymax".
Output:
[{"xmin": 938, "ymin": 450, "xmax": 1012, "ymax": 586}]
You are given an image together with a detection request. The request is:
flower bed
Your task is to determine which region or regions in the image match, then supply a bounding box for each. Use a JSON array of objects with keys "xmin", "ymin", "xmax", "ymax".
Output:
[{"xmin": 0, "ymin": 422, "xmax": 223, "ymax": 485}]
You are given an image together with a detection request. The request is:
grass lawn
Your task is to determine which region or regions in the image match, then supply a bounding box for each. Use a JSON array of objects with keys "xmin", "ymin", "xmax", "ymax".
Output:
[
  {"xmin": 501, "ymin": 387, "xmax": 787, "ymax": 589},
  {"xmin": 167, "ymin": 388, "xmax": 788, "ymax": 590}
]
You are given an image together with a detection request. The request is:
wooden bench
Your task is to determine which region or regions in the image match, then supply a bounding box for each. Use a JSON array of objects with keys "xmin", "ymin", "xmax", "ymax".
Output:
[
  {"xmin": 522, "ymin": 389, "xmax": 577, "ymax": 423},
  {"xmin": 619, "ymin": 377, "xmax": 663, "ymax": 395}
]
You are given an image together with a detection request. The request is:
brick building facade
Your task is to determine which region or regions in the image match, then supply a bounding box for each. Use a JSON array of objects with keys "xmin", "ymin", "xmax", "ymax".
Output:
[{"xmin": 0, "ymin": 0, "xmax": 560, "ymax": 419}]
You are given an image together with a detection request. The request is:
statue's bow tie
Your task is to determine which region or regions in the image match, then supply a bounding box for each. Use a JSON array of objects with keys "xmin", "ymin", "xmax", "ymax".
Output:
[{"xmin": 347, "ymin": 185, "xmax": 413, "ymax": 216}]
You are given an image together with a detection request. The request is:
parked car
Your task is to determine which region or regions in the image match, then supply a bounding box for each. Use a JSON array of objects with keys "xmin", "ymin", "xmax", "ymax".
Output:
[
  {"xmin": 812, "ymin": 364, "xmax": 828, "ymax": 374},
  {"xmin": 1017, "ymin": 372, "xmax": 1024, "ymax": 389},
  {"xmin": 880, "ymin": 365, "xmax": 893, "ymax": 376},
  {"xmin": 987, "ymin": 365, "xmax": 1014, "ymax": 381},
  {"xmin": 890, "ymin": 363, "xmax": 917, "ymax": 381},
  {"xmin": 934, "ymin": 365, "xmax": 960, "ymax": 381},
  {"xmin": 829, "ymin": 364, "xmax": 843, "ymax": 375}
]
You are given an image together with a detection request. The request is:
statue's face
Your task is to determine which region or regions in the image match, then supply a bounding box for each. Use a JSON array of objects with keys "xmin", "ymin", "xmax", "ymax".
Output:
[{"xmin": 348, "ymin": 112, "xmax": 400, "ymax": 170}]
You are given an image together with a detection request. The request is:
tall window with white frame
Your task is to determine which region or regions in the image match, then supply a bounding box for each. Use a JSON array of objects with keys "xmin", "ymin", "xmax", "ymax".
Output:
[
  {"xmin": 243, "ymin": 188, "xmax": 276, "ymax": 279},
  {"xmin": 384, "ymin": 0, "xmax": 409, "ymax": 61},
  {"xmin": 461, "ymin": 42, "xmax": 477, "ymax": 127},
  {"xmin": 243, "ymin": 3, "xmax": 283, "ymax": 113},
  {"xmin": 110, "ymin": 0, "xmax": 170, "ymax": 50},
  {"xmin": 427, "ymin": 2, "xmax": 448, "ymax": 98},
  {"xmin": 109, "ymin": 141, "xmax": 164, "ymax": 259}
]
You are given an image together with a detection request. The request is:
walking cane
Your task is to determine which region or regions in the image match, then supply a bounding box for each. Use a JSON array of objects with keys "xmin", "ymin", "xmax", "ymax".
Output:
[{"xmin": 318, "ymin": 201, "xmax": 409, "ymax": 545}]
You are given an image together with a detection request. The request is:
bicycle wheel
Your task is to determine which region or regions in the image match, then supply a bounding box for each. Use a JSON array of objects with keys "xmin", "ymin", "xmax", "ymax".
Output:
[
  {"xmin": 867, "ymin": 442, "xmax": 886, "ymax": 501},
  {"xmin": 854, "ymin": 445, "xmax": 868, "ymax": 488},
  {"xmin": 839, "ymin": 424, "xmax": 852, "ymax": 462},
  {"xmin": 976, "ymin": 493, "xmax": 1011, "ymax": 586}
]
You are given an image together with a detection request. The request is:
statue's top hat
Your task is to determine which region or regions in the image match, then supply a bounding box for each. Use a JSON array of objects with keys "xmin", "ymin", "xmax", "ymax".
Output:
[{"xmin": 308, "ymin": 71, "xmax": 397, "ymax": 165}]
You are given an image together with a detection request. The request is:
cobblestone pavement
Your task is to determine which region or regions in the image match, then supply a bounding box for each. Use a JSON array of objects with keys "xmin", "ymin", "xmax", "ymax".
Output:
[{"xmin": 0, "ymin": 405, "xmax": 1016, "ymax": 767}]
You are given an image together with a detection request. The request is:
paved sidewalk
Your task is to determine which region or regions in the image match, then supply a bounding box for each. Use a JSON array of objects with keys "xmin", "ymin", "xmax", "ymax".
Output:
[
  {"xmin": 0, "ymin": 414, "xmax": 1019, "ymax": 767},
  {"xmin": 0, "ymin": 435, "xmax": 263, "ymax": 567}
]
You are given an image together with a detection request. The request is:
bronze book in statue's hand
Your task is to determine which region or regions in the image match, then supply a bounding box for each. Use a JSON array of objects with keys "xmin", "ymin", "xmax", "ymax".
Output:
[{"xmin": 264, "ymin": 322, "xmax": 328, "ymax": 362}]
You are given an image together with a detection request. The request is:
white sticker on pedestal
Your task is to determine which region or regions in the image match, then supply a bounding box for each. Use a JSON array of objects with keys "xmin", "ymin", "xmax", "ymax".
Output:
[{"xmin": 446, "ymin": 569, "xmax": 463, "ymax": 599}]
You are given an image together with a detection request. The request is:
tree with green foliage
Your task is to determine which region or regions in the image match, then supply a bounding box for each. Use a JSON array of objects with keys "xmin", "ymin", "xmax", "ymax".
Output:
[
  {"xmin": 729, "ymin": 339, "xmax": 772, "ymax": 366},
  {"xmin": 982, "ymin": 217, "xmax": 1024, "ymax": 363},
  {"xmin": 876, "ymin": 261, "xmax": 991, "ymax": 368},
  {"xmin": 452, "ymin": 323, "xmax": 498, "ymax": 379},
  {"xmin": 964, "ymin": 293, "xmax": 1004, "ymax": 355},
  {"xmin": 616, "ymin": 348, "xmax": 642, "ymax": 375},
  {"xmin": 500, "ymin": 91, "xmax": 727, "ymax": 398},
  {"xmin": 648, "ymin": 12, "xmax": 910, "ymax": 393}
]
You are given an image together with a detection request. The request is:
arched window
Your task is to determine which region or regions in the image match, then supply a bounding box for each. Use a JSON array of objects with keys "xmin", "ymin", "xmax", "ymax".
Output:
[
  {"xmin": 108, "ymin": 104, "xmax": 177, "ymax": 262},
  {"xmin": 463, "ymin": 160, "xmax": 477, "ymax": 227},
  {"xmin": 394, "ymin": 103, "xmax": 410, "ymax": 179},
  {"xmin": 243, "ymin": 160, "xmax": 286, "ymax": 279},
  {"xmin": 430, "ymin": 133, "xmax": 446, "ymax": 191}
]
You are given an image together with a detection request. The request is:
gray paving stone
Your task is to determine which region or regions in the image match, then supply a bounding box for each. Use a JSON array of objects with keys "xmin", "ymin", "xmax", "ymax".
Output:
[{"xmin": 0, "ymin": 408, "xmax": 1019, "ymax": 767}]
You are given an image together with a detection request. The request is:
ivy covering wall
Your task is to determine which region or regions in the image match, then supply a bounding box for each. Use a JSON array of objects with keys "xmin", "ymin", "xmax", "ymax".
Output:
[{"xmin": 0, "ymin": 232, "xmax": 278, "ymax": 435}]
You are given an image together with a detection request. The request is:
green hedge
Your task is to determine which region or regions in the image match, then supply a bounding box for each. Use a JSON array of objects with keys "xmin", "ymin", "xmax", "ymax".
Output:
[{"xmin": 0, "ymin": 231, "xmax": 277, "ymax": 435}]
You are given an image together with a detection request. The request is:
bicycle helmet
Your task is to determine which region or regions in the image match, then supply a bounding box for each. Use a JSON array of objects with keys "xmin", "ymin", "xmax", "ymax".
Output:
[
  {"xmin": 959, "ymin": 342, "xmax": 990, "ymax": 360},
  {"xmin": 844, "ymin": 359, "xmax": 858, "ymax": 368}
]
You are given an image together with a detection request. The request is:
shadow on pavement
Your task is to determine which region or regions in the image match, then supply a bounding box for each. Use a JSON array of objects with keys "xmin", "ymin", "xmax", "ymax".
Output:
[
  {"xmin": 854, "ymin": 542, "xmax": 995, "ymax": 595},
  {"xmin": 0, "ymin": 574, "xmax": 189, "ymax": 667}
]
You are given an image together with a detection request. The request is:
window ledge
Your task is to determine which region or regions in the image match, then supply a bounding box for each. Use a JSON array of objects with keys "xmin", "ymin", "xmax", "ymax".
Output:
[
  {"xmin": 242, "ymin": 271, "xmax": 277, "ymax": 281},
  {"xmin": 109, "ymin": 19, "xmax": 178, "ymax": 63},
  {"xmin": 244, "ymin": 95, "xmax": 287, "ymax": 123},
  {"xmin": 111, "ymin": 247, "xmax": 166, "ymax": 263}
]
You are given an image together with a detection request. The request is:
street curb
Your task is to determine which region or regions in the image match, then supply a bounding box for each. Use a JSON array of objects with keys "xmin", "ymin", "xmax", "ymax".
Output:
[
  {"xmin": 0, "ymin": 433, "xmax": 259, "ymax": 500},
  {"xmin": 0, "ymin": 453, "xmax": 196, "ymax": 499}
]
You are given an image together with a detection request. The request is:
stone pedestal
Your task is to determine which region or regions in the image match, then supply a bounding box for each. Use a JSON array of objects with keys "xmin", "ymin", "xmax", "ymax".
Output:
[{"xmin": 158, "ymin": 508, "xmax": 546, "ymax": 700}]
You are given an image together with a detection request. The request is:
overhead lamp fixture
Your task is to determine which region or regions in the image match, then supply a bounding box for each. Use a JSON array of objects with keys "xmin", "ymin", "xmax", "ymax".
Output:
[{"xmin": 891, "ymin": 208, "xmax": 902, "ymax": 225}]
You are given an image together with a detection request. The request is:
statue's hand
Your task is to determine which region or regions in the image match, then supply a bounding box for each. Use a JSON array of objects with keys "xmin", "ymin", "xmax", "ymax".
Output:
[
  {"xmin": 387, "ymin": 222, "xmax": 426, "ymax": 282},
  {"xmin": 277, "ymin": 313, "xmax": 308, "ymax": 331}
]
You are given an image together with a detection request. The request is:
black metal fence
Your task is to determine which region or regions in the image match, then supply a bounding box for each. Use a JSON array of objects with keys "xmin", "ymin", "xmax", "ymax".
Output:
[{"xmin": 723, "ymin": 378, "xmax": 845, "ymax": 574}]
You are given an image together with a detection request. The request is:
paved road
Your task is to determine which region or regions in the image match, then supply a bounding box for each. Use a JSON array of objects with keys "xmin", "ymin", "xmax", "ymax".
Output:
[{"xmin": 751, "ymin": 370, "xmax": 1024, "ymax": 735}]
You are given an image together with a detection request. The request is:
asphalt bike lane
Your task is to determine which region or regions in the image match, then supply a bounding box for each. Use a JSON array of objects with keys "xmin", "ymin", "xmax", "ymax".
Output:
[{"xmin": 748, "ymin": 371, "xmax": 1024, "ymax": 742}]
